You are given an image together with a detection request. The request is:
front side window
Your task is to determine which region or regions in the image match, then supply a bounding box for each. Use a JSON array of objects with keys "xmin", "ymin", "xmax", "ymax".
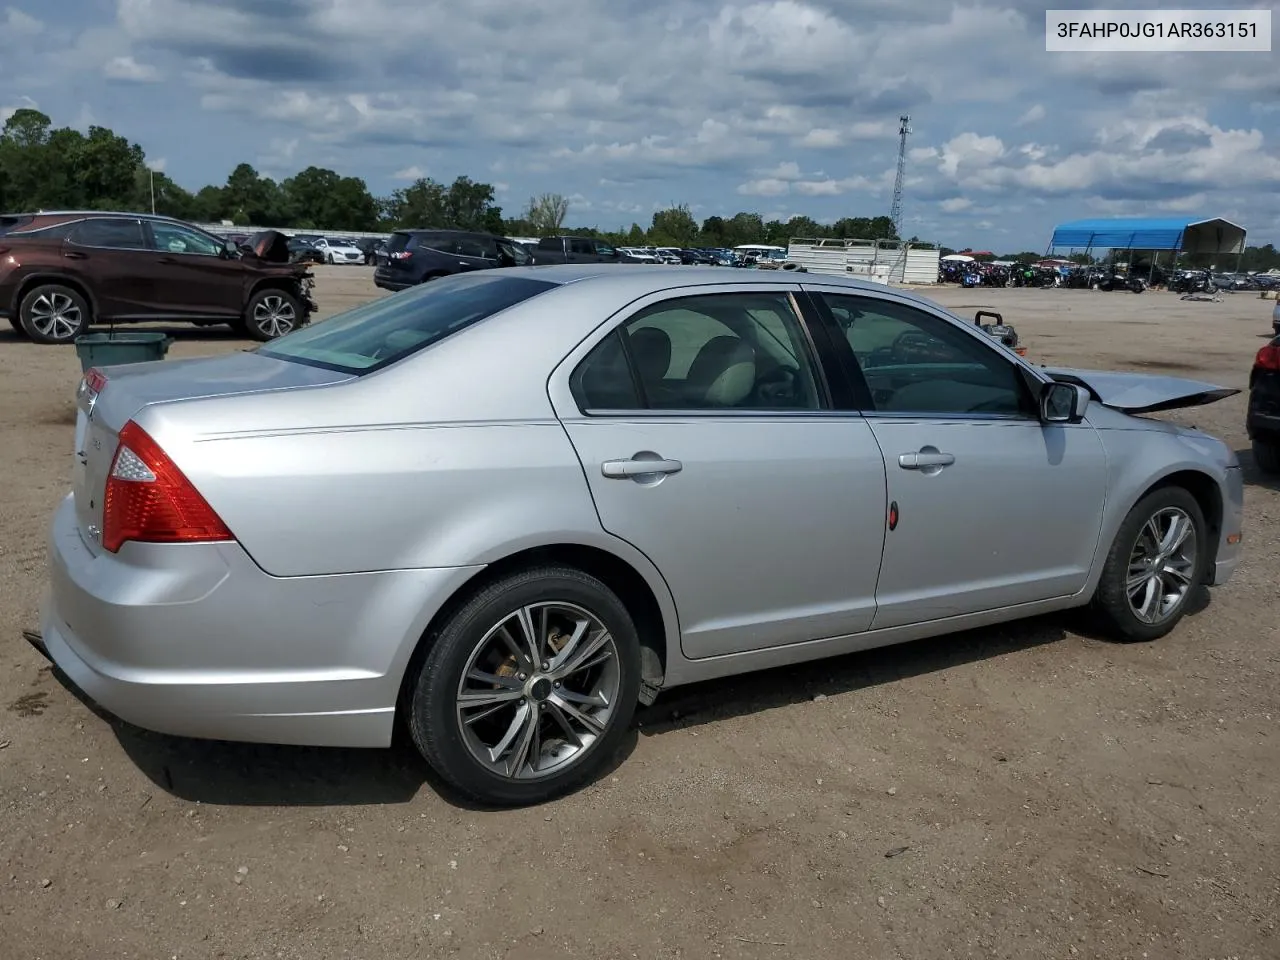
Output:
[
  {"xmin": 259, "ymin": 272, "xmax": 557, "ymax": 374},
  {"xmin": 456, "ymin": 238, "xmax": 496, "ymax": 258},
  {"xmin": 821, "ymin": 293, "xmax": 1030, "ymax": 417},
  {"xmin": 151, "ymin": 222, "xmax": 223, "ymax": 257},
  {"xmin": 572, "ymin": 291, "xmax": 823, "ymax": 412},
  {"xmin": 498, "ymin": 240, "xmax": 532, "ymax": 265},
  {"xmin": 66, "ymin": 218, "xmax": 147, "ymax": 250}
]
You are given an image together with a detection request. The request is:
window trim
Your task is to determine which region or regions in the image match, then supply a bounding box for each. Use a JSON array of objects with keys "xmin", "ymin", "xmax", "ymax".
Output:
[
  {"xmin": 565, "ymin": 286, "xmax": 837, "ymax": 418},
  {"xmin": 803, "ymin": 286, "xmax": 1047, "ymax": 421},
  {"xmin": 64, "ymin": 216, "xmax": 150, "ymax": 252}
]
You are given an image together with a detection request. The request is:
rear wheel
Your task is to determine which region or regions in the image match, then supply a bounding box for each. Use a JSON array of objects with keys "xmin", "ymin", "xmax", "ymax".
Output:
[
  {"xmin": 7, "ymin": 315, "xmax": 27, "ymax": 338},
  {"xmin": 242, "ymin": 289, "xmax": 302, "ymax": 341},
  {"xmin": 1252, "ymin": 440, "xmax": 1280, "ymax": 476},
  {"xmin": 1092, "ymin": 487, "xmax": 1206, "ymax": 642},
  {"xmin": 407, "ymin": 566, "xmax": 641, "ymax": 806},
  {"xmin": 19, "ymin": 284, "xmax": 91, "ymax": 344}
]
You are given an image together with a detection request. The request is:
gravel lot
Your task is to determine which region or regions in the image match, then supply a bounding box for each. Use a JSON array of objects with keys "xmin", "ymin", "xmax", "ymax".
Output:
[{"xmin": 2, "ymin": 266, "xmax": 1277, "ymax": 959}]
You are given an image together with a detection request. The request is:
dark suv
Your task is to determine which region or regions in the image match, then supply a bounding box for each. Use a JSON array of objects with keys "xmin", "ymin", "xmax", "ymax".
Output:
[
  {"xmin": 374, "ymin": 229, "xmax": 533, "ymax": 292},
  {"xmin": 0, "ymin": 212, "xmax": 316, "ymax": 344}
]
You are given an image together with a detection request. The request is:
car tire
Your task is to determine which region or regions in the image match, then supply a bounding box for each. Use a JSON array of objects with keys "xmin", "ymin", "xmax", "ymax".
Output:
[
  {"xmin": 407, "ymin": 565, "xmax": 641, "ymax": 806},
  {"xmin": 7, "ymin": 314, "xmax": 28, "ymax": 338},
  {"xmin": 1092, "ymin": 486, "xmax": 1207, "ymax": 643},
  {"xmin": 1252, "ymin": 440, "xmax": 1280, "ymax": 476},
  {"xmin": 326, "ymin": 252, "xmax": 335, "ymax": 265},
  {"xmin": 242, "ymin": 288, "xmax": 303, "ymax": 341},
  {"xmin": 18, "ymin": 284, "xmax": 91, "ymax": 344}
]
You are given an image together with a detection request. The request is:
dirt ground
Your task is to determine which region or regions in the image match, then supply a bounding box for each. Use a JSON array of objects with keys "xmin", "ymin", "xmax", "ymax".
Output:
[{"xmin": 2, "ymin": 267, "xmax": 1277, "ymax": 960}]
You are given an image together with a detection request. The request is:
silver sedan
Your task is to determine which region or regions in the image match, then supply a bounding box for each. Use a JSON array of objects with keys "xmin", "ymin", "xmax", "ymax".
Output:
[{"xmin": 37, "ymin": 266, "xmax": 1244, "ymax": 805}]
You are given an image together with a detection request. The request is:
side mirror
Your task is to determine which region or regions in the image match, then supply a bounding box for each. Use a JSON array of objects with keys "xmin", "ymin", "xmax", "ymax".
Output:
[
  {"xmin": 221, "ymin": 239, "xmax": 239, "ymax": 259},
  {"xmin": 1040, "ymin": 381, "xmax": 1090, "ymax": 424}
]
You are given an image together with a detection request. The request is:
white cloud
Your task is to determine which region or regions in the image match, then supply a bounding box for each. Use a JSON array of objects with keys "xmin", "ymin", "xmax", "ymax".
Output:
[
  {"xmin": 104, "ymin": 55, "xmax": 160, "ymax": 82},
  {"xmin": 1017, "ymin": 104, "xmax": 1045, "ymax": 126},
  {"xmin": 737, "ymin": 178, "xmax": 790, "ymax": 197},
  {"xmin": 393, "ymin": 165, "xmax": 428, "ymax": 181},
  {"xmin": 145, "ymin": 157, "xmax": 167, "ymax": 173},
  {"xmin": 3, "ymin": 6, "xmax": 42, "ymax": 35},
  {"xmin": 0, "ymin": 0, "xmax": 1270, "ymax": 251},
  {"xmin": 797, "ymin": 128, "xmax": 842, "ymax": 148}
]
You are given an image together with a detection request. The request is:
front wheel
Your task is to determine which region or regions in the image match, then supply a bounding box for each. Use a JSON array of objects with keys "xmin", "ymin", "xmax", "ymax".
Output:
[
  {"xmin": 19, "ymin": 284, "xmax": 91, "ymax": 344},
  {"xmin": 407, "ymin": 566, "xmax": 641, "ymax": 806},
  {"xmin": 1092, "ymin": 487, "xmax": 1206, "ymax": 642},
  {"xmin": 242, "ymin": 288, "xmax": 303, "ymax": 341}
]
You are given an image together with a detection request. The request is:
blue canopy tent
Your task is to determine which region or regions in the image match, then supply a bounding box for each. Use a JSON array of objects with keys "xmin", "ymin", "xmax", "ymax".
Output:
[{"xmin": 1048, "ymin": 217, "xmax": 1247, "ymax": 279}]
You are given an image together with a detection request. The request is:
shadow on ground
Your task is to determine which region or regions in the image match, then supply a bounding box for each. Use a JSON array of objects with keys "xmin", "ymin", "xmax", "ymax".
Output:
[
  {"xmin": 36, "ymin": 613, "xmax": 1087, "ymax": 809},
  {"xmin": 1236, "ymin": 446, "xmax": 1280, "ymax": 492},
  {"xmin": 35, "ymin": 599, "xmax": 1213, "ymax": 810}
]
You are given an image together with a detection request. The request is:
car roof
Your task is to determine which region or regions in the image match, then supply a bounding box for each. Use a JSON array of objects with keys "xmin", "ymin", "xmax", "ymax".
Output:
[
  {"xmin": 502, "ymin": 263, "xmax": 937, "ymax": 304},
  {"xmin": 3, "ymin": 210, "xmax": 193, "ymax": 225}
]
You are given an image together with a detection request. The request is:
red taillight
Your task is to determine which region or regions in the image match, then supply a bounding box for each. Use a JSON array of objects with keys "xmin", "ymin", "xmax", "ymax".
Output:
[
  {"xmin": 83, "ymin": 367, "xmax": 108, "ymax": 394},
  {"xmin": 390, "ymin": 250, "xmax": 412, "ymax": 260},
  {"xmin": 101, "ymin": 421, "xmax": 233, "ymax": 553},
  {"xmin": 1255, "ymin": 344, "xmax": 1280, "ymax": 371}
]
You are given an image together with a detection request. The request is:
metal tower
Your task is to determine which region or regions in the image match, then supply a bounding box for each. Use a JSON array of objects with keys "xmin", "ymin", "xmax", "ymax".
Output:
[{"xmin": 889, "ymin": 115, "xmax": 910, "ymax": 238}]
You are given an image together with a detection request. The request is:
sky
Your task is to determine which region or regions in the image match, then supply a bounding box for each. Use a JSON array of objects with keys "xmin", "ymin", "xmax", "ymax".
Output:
[{"xmin": 2, "ymin": 0, "xmax": 1278, "ymax": 251}]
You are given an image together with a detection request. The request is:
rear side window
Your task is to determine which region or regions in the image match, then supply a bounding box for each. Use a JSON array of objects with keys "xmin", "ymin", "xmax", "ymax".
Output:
[
  {"xmin": 67, "ymin": 218, "xmax": 148, "ymax": 250},
  {"xmin": 0, "ymin": 215, "xmax": 36, "ymax": 234},
  {"xmin": 258, "ymin": 273, "xmax": 558, "ymax": 374}
]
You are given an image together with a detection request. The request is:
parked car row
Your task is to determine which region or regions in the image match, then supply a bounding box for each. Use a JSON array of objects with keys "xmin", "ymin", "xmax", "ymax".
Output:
[{"xmin": 0, "ymin": 211, "xmax": 317, "ymax": 344}]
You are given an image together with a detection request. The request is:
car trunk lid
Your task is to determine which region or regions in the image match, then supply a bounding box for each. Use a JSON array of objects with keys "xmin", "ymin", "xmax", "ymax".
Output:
[{"xmin": 71, "ymin": 351, "xmax": 353, "ymax": 553}]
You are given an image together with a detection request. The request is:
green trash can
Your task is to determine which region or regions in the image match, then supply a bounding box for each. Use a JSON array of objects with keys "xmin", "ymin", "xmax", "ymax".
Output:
[{"xmin": 74, "ymin": 331, "xmax": 172, "ymax": 373}]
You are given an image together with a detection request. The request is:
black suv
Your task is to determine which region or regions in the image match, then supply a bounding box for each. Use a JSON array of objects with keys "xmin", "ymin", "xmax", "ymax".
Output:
[{"xmin": 374, "ymin": 230, "xmax": 533, "ymax": 292}]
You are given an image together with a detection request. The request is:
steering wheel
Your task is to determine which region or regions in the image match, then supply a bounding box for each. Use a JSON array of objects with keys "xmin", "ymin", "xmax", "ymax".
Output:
[{"xmin": 890, "ymin": 329, "xmax": 935, "ymax": 362}]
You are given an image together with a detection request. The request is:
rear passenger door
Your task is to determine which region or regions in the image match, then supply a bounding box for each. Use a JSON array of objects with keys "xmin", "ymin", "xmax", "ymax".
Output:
[
  {"xmin": 549, "ymin": 284, "xmax": 888, "ymax": 660},
  {"xmin": 62, "ymin": 217, "xmax": 157, "ymax": 319},
  {"xmin": 453, "ymin": 237, "xmax": 499, "ymax": 272},
  {"xmin": 568, "ymin": 237, "xmax": 596, "ymax": 263}
]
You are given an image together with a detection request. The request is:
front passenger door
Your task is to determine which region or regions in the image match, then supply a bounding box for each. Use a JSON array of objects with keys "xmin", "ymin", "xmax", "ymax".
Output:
[
  {"xmin": 809, "ymin": 289, "xmax": 1109, "ymax": 629},
  {"xmin": 146, "ymin": 222, "xmax": 246, "ymax": 318}
]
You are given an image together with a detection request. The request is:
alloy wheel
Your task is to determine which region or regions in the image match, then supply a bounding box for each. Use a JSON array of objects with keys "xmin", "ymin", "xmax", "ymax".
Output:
[
  {"xmin": 455, "ymin": 601, "xmax": 620, "ymax": 781},
  {"xmin": 28, "ymin": 292, "xmax": 84, "ymax": 341},
  {"xmin": 252, "ymin": 295, "xmax": 297, "ymax": 338},
  {"xmin": 1126, "ymin": 506, "xmax": 1197, "ymax": 624}
]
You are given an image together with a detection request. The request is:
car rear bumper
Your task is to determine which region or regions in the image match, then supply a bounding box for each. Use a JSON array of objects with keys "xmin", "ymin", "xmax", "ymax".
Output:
[
  {"xmin": 39, "ymin": 494, "xmax": 482, "ymax": 748},
  {"xmin": 373, "ymin": 272, "xmax": 412, "ymax": 291}
]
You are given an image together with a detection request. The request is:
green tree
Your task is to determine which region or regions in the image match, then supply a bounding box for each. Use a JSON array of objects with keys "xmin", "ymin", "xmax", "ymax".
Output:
[
  {"xmin": 282, "ymin": 166, "xmax": 377, "ymax": 231},
  {"xmin": 523, "ymin": 192, "xmax": 569, "ymax": 234},
  {"xmin": 650, "ymin": 204, "xmax": 698, "ymax": 246}
]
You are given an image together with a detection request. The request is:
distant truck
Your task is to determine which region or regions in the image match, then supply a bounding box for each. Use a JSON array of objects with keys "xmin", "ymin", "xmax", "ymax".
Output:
[{"xmin": 533, "ymin": 236, "xmax": 646, "ymax": 264}]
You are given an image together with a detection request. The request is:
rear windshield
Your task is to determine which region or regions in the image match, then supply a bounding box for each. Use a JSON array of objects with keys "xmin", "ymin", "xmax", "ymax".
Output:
[
  {"xmin": 386, "ymin": 232, "xmax": 413, "ymax": 254},
  {"xmin": 258, "ymin": 273, "xmax": 557, "ymax": 374}
]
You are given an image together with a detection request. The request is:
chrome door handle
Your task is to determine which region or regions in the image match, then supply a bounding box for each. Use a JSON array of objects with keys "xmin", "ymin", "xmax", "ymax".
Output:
[
  {"xmin": 601, "ymin": 458, "xmax": 683, "ymax": 479},
  {"xmin": 898, "ymin": 451, "xmax": 955, "ymax": 469}
]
